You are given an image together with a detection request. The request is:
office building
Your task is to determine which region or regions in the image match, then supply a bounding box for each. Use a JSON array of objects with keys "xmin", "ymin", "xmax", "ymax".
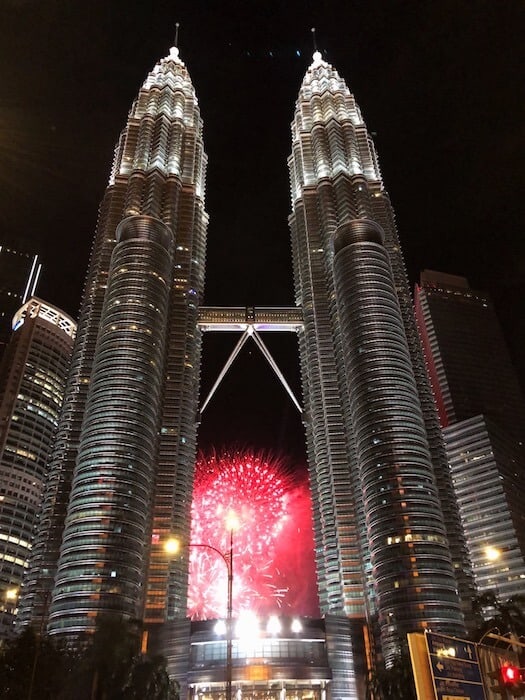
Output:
[
  {"xmin": 445, "ymin": 416, "xmax": 525, "ymax": 601},
  {"xmin": 414, "ymin": 270, "xmax": 525, "ymax": 439},
  {"xmin": 288, "ymin": 52, "xmax": 468, "ymax": 670},
  {"xmin": 415, "ymin": 270, "xmax": 525, "ymax": 600},
  {"xmin": 17, "ymin": 45, "xmax": 208, "ymax": 635},
  {"xmin": 17, "ymin": 48, "xmax": 472, "ymax": 695},
  {"xmin": 165, "ymin": 615, "xmax": 352, "ymax": 700},
  {"xmin": 0, "ymin": 298, "xmax": 75, "ymax": 637}
]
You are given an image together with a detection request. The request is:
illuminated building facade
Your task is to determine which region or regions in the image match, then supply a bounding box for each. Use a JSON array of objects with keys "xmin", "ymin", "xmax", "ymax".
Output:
[
  {"xmin": 288, "ymin": 52, "xmax": 468, "ymax": 667},
  {"xmin": 15, "ymin": 45, "xmax": 476, "ymax": 696},
  {"xmin": 414, "ymin": 270, "xmax": 525, "ymax": 439},
  {"xmin": 415, "ymin": 270, "xmax": 525, "ymax": 600},
  {"xmin": 0, "ymin": 298, "xmax": 75, "ymax": 637},
  {"xmin": 17, "ymin": 45, "xmax": 208, "ymax": 634},
  {"xmin": 0, "ymin": 245, "xmax": 42, "ymax": 359},
  {"xmin": 444, "ymin": 416, "xmax": 525, "ymax": 601},
  {"xmin": 163, "ymin": 615, "xmax": 350, "ymax": 700}
]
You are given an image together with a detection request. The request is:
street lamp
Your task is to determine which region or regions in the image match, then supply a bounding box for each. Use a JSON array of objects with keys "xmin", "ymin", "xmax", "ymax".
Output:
[{"xmin": 165, "ymin": 510, "xmax": 239, "ymax": 700}]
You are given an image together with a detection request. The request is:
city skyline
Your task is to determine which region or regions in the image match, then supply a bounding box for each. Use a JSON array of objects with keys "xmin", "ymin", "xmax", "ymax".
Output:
[
  {"xmin": 0, "ymin": 3, "xmax": 523, "ymax": 463},
  {"xmin": 9, "ymin": 32, "xmax": 476, "ymax": 696},
  {"xmin": 0, "ymin": 5, "xmax": 523, "ymax": 696}
]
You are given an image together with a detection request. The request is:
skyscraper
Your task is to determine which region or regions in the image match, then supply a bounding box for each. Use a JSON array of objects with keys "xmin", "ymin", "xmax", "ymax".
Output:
[
  {"xmin": 0, "ymin": 298, "xmax": 75, "ymax": 637},
  {"xmin": 445, "ymin": 416, "xmax": 525, "ymax": 601},
  {"xmin": 18, "ymin": 45, "xmax": 208, "ymax": 634},
  {"xmin": 17, "ymin": 44, "xmax": 474, "ymax": 697},
  {"xmin": 288, "ymin": 52, "xmax": 469, "ymax": 666},
  {"xmin": 414, "ymin": 270, "xmax": 525, "ymax": 440},
  {"xmin": 415, "ymin": 270, "xmax": 525, "ymax": 600}
]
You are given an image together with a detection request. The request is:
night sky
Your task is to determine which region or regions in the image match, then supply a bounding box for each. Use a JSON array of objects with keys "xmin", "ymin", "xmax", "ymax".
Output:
[{"xmin": 1, "ymin": 1, "xmax": 523, "ymax": 466}]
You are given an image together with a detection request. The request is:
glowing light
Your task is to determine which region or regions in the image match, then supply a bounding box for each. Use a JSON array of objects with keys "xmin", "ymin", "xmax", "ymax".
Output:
[
  {"xmin": 437, "ymin": 646, "xmax": 456, "ymax": 657},
  {"xmin": 291, "ymin": 618, "xmax": 303, "ymax": 634},
  {"xmin": 164, "ymin": 538, "xmax": 181, "ymax": 555},
  {"xmin": 225, "ymin": 510, "xmax": 240, "ymax": 533},
  {"xmin": 188, "ymin": 449, "xmax": 318, "ymax": 620},
  {"xmin": 267, "ymin": 615, "xmax": 281, "ymax": 636},
  {"xmin": 485, "ymin": 546, "xmax": 501, "ymax": 561},
  {"xmin": 236, "ymin": 610, "xmax": 259, "ymax": 640},
  {"xmin": 5, "ymin": 588, "xmax": 18, "ymax": 601},
  {"xmin": 214, "ymin": 619, "xmax": 227, "ymax": 636}
]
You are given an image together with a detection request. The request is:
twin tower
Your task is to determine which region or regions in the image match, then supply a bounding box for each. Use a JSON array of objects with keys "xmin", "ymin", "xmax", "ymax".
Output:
[{"xmin": 19, "ymin": 45, "xmax": 470, "ymax": 670}]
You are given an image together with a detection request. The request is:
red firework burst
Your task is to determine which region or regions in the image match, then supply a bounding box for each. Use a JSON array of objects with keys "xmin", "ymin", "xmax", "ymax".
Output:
[{"xmin": 188, "ymin": 449, "xmax": 318, "ymax": 620}]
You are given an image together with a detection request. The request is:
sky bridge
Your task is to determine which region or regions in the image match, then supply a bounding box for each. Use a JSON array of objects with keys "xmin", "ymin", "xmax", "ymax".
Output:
[{"xmin": 197, "ymin": 306, "xmax": 304, "ymax": 415}]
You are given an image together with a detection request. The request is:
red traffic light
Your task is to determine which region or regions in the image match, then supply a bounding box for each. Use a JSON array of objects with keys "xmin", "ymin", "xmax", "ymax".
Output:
[{"xmin": 501, "ymin": 664, "xmax": 520, "ymax": 685}]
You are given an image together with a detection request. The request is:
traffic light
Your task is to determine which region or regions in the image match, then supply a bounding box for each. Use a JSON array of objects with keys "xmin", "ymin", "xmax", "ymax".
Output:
[
  {"xmin": 487, "ymin": 665, "xmax": 525, "ymax": 697},
  {"xmin": 501, "ymin": 664, "xmax": 520, "ymax": 686},
  {"xmin": 497, "ymin": 664, "xmax": 525, "ymax": 697}
]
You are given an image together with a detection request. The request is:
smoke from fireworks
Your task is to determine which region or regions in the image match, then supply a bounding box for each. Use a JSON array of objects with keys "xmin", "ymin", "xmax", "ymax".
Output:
[{"xmin": 188, "ymin": 449, "xmax": 319, "ymax": 620}]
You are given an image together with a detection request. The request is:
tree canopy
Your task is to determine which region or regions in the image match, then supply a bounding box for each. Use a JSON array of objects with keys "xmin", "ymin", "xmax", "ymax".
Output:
[{"xmin": 0, "ymin": 616, "xmax": 178, "ymax": 700}]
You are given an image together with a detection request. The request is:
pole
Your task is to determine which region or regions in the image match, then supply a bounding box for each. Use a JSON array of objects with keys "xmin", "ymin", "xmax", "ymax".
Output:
[
  {"xmin": 165, "ymin": 526, "xmax": 237, "ymax": 700},
  {"xmin": 226, "ymin": 527, "xmax": 233, "ymax": 700}
]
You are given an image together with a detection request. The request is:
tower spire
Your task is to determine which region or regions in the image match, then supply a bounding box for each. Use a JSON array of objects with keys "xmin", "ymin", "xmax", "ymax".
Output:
[
  {"xmin": 311, "ymin": 26, "xmax": 317, "ymax": 52},
  {"xmin": 310, "ymin": 27, "xmax": 323, "ymax": 65},
  {"xmin": 168, "ymin": 22, "xmax": 182, "ymax": 63}
]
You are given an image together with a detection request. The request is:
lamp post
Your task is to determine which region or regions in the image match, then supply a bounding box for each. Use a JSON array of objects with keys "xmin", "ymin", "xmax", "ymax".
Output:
[
  {"xmin": 165, "ymin": 511, "xmax": 238, "ymax": 700},
  {"xmin": 226, "ymin": 525, "xmax": 233, "ymax": 700}
]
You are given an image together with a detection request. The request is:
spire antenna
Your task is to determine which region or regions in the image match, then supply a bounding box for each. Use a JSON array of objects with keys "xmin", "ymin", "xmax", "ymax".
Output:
[
  {"xmin": 311, "ymin": 27, "xmax": 318, "ymax": 52},
  {"xmin": 174, "ymin": 22, "xmax": 180, "ymax": 48}
]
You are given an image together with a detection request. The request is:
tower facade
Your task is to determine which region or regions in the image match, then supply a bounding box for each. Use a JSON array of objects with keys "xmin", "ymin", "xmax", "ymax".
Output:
[
  {"xmin": 0, "ymin": 298, "xmax": 75, "ymax": 637},
  {"xmin": 18, "ymin": 46, "xmax": 208, "ymax": 635},
  {"xmin": 288, "ymin": 53, "xmax": 468, "ymax": 665},
  {"xmin": 15, "ymin": 45, "xmax": 479, "ymax": 695},
  {"xmin": 415, "ymin": 270, "xmax": 525, "ymax": 600},
  {"xmin": 415, "ymin": 270, "xmax": 525, "ymax": 439}
]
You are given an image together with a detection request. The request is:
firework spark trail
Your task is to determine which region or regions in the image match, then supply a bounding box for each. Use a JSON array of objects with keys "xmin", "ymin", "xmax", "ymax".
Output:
[{"xmin": 188, "ymin": 449, "xmax": 319, "ymax": 620}]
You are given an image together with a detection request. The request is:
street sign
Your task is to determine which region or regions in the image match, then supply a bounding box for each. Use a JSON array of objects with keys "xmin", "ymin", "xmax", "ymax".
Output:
[{"xmin": 426, "ymin": 632, "xmax": 487, "ymax": 700}]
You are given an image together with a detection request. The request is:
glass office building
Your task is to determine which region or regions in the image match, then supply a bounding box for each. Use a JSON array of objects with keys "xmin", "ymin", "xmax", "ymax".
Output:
[
  {"xmin": 16, "ymin": 46, "xmax": 476, "ymax": 695},
  {"xmin": 415, "ymin": 271, "xmax": 525, "ymax": 601},
  {"xmin": 0, "ymin": 298, "xmax": 75, "ymax": 637}
]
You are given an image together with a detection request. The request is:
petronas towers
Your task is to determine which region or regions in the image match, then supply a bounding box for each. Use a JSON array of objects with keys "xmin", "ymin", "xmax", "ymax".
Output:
[
  {"xmin": 19, "ymin": 43, "xmax": 470, "ymax": 689},
  {"xmin": 19, "ymin": 46, "xmax": 207, "ymax": 633}
]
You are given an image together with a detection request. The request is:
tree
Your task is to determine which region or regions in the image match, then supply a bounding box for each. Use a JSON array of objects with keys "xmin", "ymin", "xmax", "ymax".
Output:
[
  {"xmin": 366, "ymin": 653, "xmax": 417, "ymax": 700},
  {"xmin": 0, "ymin": 627, "xmax": 77, "ymax": 699},
  {"xmin": 122, "ymin": 655, "xmax": 179, "ymax": 700},
  {"xmin": 472, "ymin": 591, "xmax": 525, "ymax": 640},
  {"xmin": 0, "ymin": 617, "xmax": 177, "ymax": 700},
  {"xmin": 65, "ymin": 615, "xmax": 176, "ymax": 700}
]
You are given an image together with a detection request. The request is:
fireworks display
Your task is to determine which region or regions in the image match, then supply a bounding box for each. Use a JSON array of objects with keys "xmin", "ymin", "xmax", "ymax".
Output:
[{"xmin": 188, "ymin": 449, "xmax": 318, "ymax": 620}]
